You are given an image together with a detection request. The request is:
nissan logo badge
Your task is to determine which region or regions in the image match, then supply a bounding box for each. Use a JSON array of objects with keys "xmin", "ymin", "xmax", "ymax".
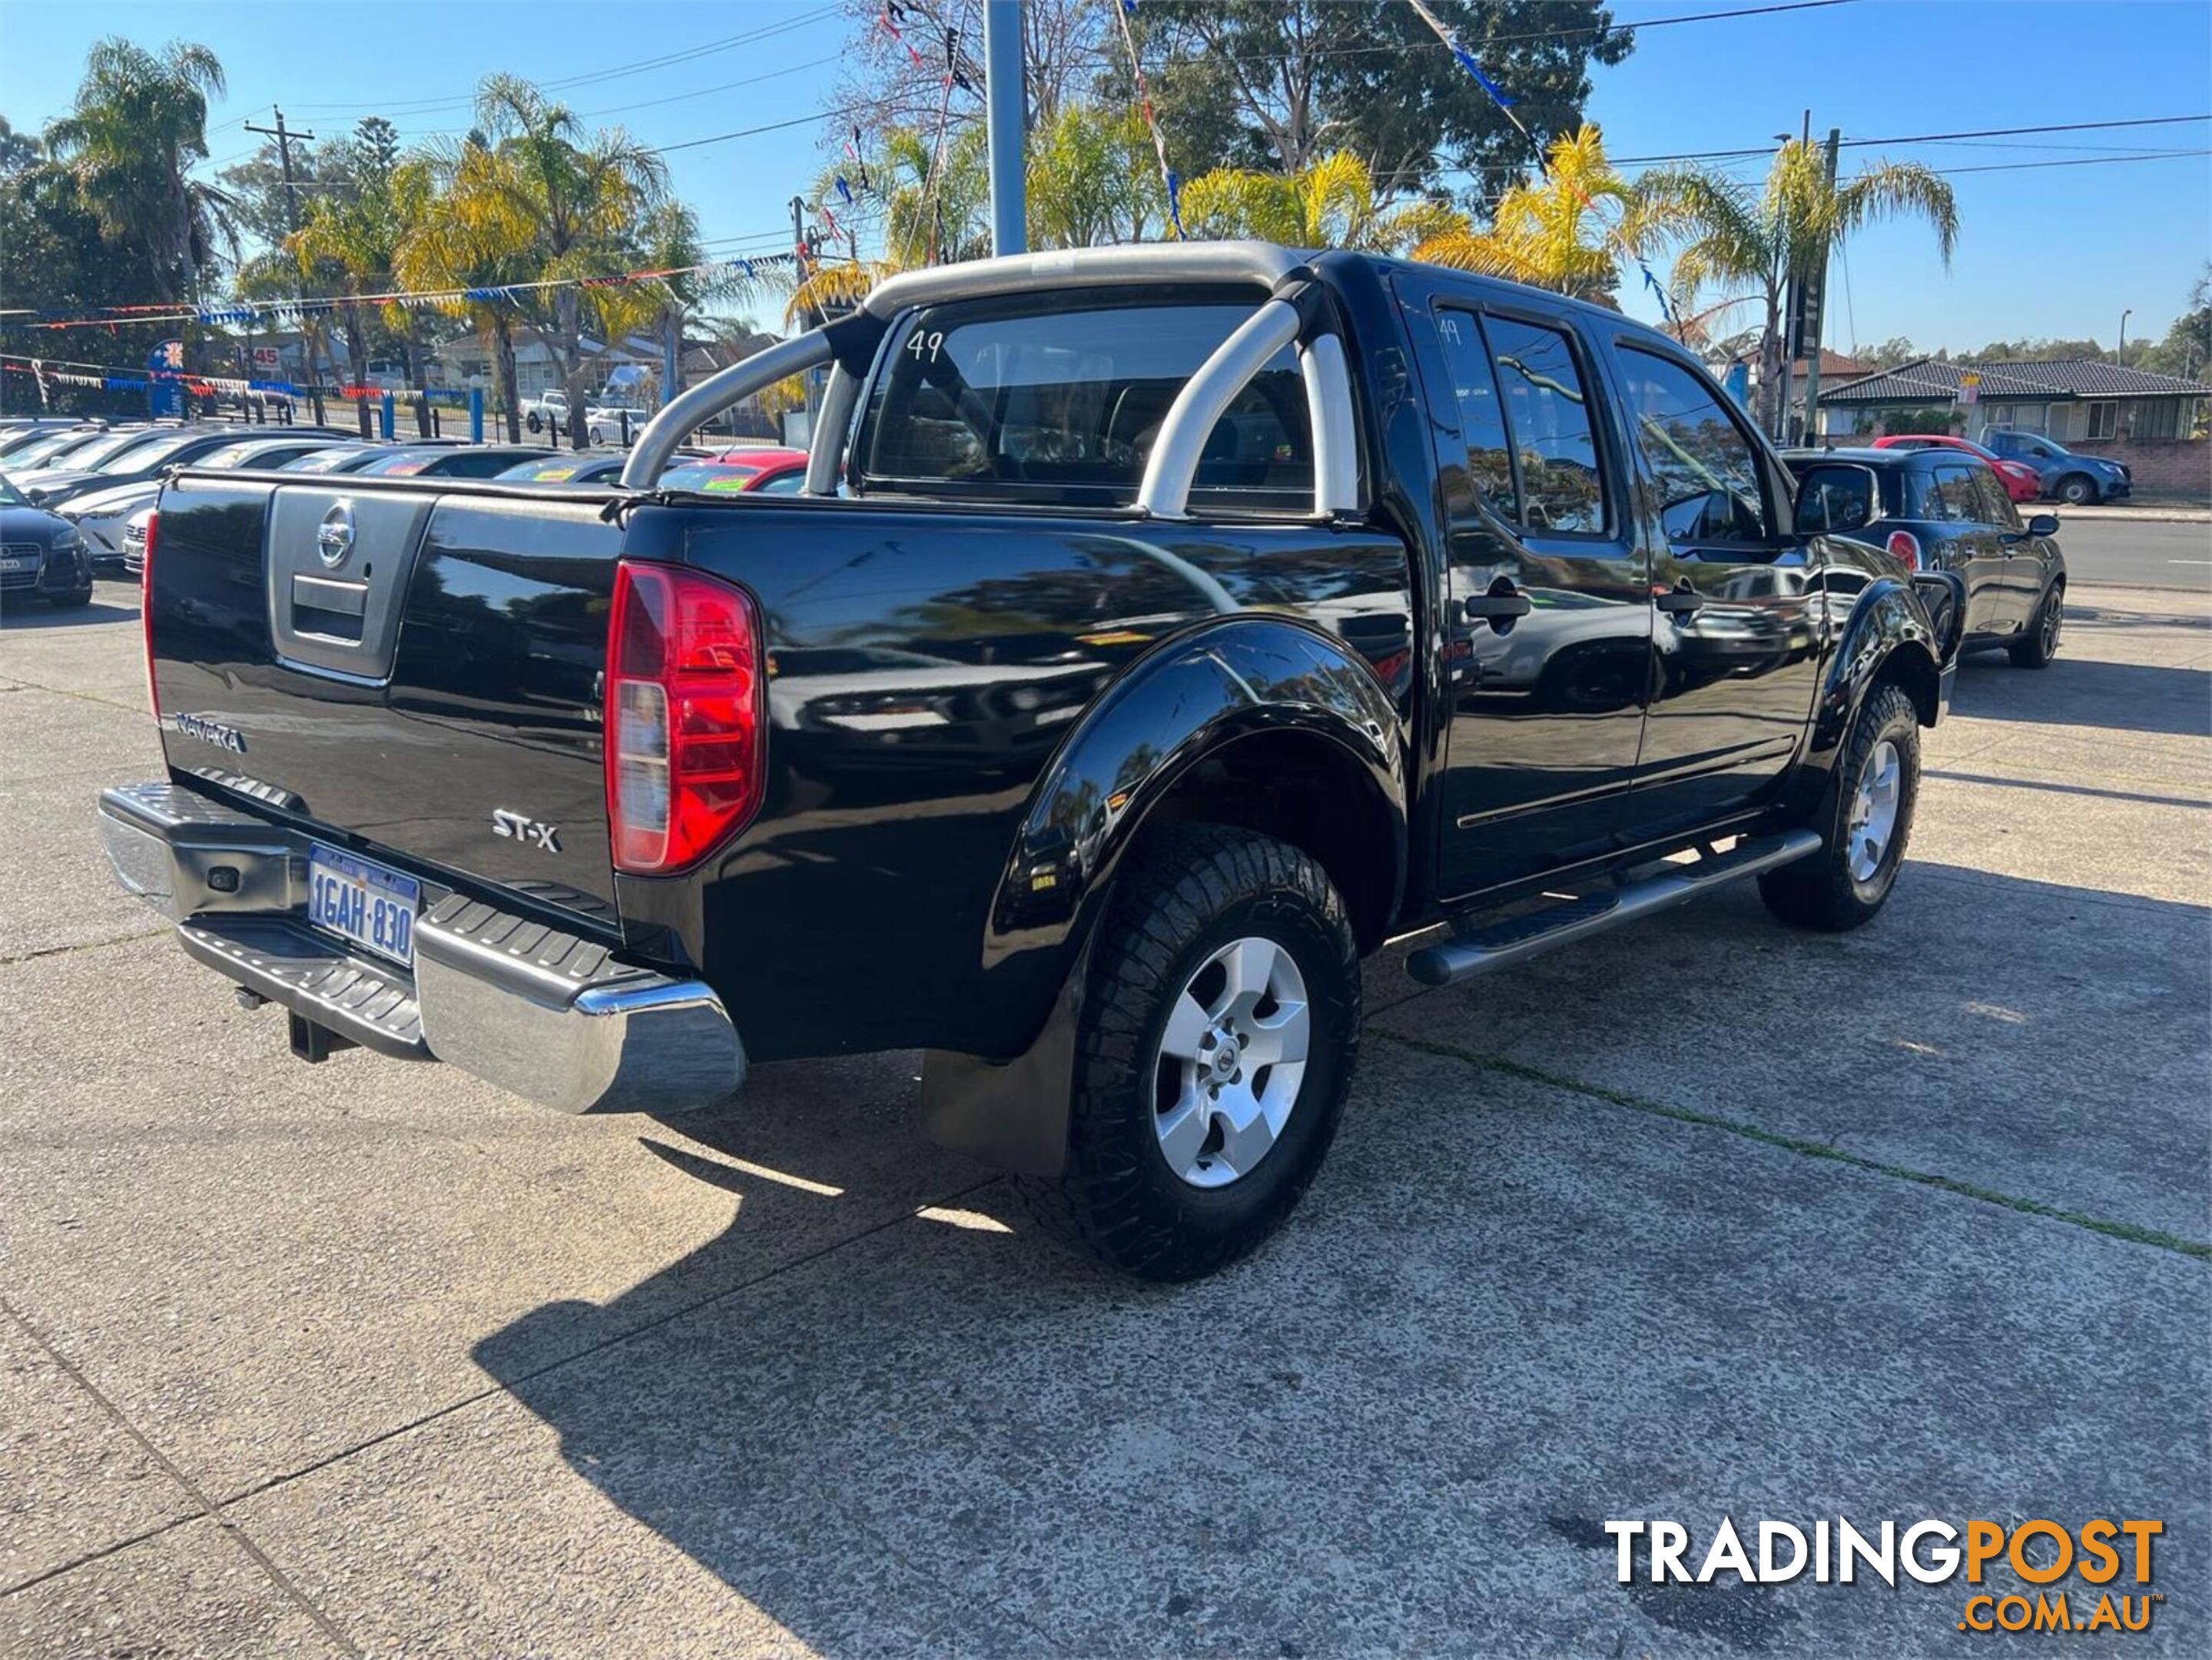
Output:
[{"xmin": 316, "ymin": 500, "xmax": 356, "ymax": 569}]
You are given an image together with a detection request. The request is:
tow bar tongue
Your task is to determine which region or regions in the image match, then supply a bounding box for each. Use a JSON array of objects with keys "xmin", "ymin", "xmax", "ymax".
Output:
[{"xmin": 1406, "ymin": 831, "xmax": 1824, "ymax": 988}]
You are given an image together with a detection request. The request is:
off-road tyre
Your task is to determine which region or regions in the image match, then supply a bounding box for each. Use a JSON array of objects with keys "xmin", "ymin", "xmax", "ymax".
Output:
[
  {"xmin": 1013, "ymin": 823, "xmax": 1361, "ymax": 1282},
  {"xmin": 2008, "ymin": 579, "xmax": 2063, "ymax": 668},
  {"xmin": 1759, "ymin": 682, "xmax": 1920, "ymax": 932}
]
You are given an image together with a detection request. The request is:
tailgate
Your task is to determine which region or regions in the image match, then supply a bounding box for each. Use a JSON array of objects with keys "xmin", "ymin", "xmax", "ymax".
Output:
[{"xmin": 148, "ymin": 476, "xmax": 624, "ymax": 926}]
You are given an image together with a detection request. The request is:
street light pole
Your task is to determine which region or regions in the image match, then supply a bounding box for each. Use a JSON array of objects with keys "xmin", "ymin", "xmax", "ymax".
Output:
[
  {"xmin": 2117, "ymin": 309, "xmax": 2132, "ymax": 365},
  {"xmin": 983, "ymin": 0, "xmax": 1027, "ymax": 256}
]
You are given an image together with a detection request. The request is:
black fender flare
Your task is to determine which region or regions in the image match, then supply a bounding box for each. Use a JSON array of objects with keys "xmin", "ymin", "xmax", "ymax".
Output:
[
  {"xmin": 920, "ymin": 614, "xmax": 1407, "ymax": 1177},
  {"xmin": 1786, "ymin": 574, "xmax": 1944, "ymax": 819}
]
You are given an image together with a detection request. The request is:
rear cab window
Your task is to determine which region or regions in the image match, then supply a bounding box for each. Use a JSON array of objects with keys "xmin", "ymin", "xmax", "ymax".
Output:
[{"xmin": 855, "ymin": 286, "xmax": 1312, "ymax": 513}]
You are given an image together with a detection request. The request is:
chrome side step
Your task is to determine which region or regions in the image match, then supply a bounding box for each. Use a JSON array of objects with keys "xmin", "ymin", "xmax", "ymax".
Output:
[{"xmin": 1405, "ymin": 829, "xmax": 1823, "ymax": 988}]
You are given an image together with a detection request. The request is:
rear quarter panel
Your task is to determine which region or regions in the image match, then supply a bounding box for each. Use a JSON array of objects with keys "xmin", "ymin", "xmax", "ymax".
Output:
[{"xmin": 620, "ymin": 499, "xmax": 1415, "ymax": 1061}]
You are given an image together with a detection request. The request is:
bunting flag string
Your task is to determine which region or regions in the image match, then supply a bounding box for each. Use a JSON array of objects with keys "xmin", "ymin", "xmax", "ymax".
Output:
[
  {"xmin": 1401, "ymin": 0, "xmax": 1680, "ymax": 334},
  {"xmin": 1, "ymin": 349, "xmax": 501, "ymax": 405},
  {"xmin": 6, "ymin": 251, "xmax": 808, "ymax": 334},
  {"xmin": 1112, "ymin": 0, "xmax": 1184, "ymax": 238},
  {"xmin": 877, "ymin": 2, "xmax": 927, "ymax": 71}
]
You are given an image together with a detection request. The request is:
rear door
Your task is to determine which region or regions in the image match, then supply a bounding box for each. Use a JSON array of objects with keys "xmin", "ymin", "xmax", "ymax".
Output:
[
  {"xmin": 1398, "ymin": 278, "xmax": 1652, "ymax": 896},
  {"xmin": 1609, "ymin": 340, "xmax": 1824, "ymax": 832}
]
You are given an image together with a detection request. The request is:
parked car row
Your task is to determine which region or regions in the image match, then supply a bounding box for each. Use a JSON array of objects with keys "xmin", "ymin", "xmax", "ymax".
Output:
[
  {"xmin": 1871, "ymin": 430, "xmax": 2131, "ymax": 506},
  {"xmin": 0, "ymin": 419, "xmax": 815, "ymax": 593}
]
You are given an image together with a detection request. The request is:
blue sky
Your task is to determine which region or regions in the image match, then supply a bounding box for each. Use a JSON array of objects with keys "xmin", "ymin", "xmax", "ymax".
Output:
[{"xmin": 2, "ymin": 0, "xmax": 2206, "ymax": 353}]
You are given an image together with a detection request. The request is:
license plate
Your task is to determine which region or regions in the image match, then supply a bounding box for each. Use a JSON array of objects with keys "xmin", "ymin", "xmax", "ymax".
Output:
[
  {"xmin": 306, "ymin": 844, "xmax": 419, "ymax": 967},
  {"xmin": 0, "ymin": 557, "xmax": 32, "ymax": 573}
]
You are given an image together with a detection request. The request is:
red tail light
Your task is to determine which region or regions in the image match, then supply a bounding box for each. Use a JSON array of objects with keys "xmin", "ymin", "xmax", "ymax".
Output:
[
  {"xmin": 1885, "ymin": 530, "xmax": 1922, "ymax": 573},
  {"xmin": 140, "ymin": 511, "xmax": 161, "ymax": 721},
  {"xmin": 604, "ymin": 562, "xmax": 766, "ymax": 875}
]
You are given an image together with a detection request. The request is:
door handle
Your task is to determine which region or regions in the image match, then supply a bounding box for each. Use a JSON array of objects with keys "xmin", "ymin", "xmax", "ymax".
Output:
[
  {"xmin": 1653, "ymin": 583, "xmax": 1703, "ymax": 616},
  {"xmin": 1460, "ymin": 588, "xmax": 1532, "ymax": 624}
]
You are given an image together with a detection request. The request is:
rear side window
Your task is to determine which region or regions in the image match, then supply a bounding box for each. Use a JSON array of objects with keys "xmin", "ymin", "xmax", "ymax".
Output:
[
  {"xmin": 860, "ymin": 291, "xmax": 1312, "ymax": 508},
  {"xmin": 1481, "ymin": 316, "xmax": 1607, "ymax": 535},
  {"xmin": 1431, "ymin": 308, "xmax": 1517, "ymax": 521}
]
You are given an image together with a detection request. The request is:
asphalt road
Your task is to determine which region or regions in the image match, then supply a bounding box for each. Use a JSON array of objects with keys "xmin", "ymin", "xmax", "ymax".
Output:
[
  {"xmin": 2051, "ymin": 516, "xmax": 2212, "ymax": 589},
  {"xmin": 2, "ymin": 569, "xmax": 2207, "ymax": 1657}
]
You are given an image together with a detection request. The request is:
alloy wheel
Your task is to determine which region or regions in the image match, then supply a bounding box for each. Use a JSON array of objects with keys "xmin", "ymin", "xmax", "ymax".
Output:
[
  {"xmin": 1150, "ymin": 935, "xmax": 1311, "ymax": 1189},
  {"xmin": 1846, "ymin": 739, "xmax": 1902, "ymax": 884}
]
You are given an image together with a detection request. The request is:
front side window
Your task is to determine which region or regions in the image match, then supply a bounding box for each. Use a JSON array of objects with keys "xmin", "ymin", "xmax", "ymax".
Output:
[
  {"xmin": 861, "ymin": 292, "xmax": 1312, "ymax": 508},
  {"xmin": 1922, "ymin": 463, "xmax": 1983, "ymax": 523},
  {"xmin": 1968, "ymin": 466, "xmax": 2019, "ymax": 529},
  {"xmin": 1617, "ymin": 347, "xmax": 1773, "ymax": 546},
  {"xmin": 1482, "ymin": 315, "xmax": 1607, "ymax": 535}
]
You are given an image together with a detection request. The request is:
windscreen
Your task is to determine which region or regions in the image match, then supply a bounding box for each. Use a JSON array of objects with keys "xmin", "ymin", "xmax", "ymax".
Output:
[{"xmin": 858, "ymin": 290, "xmax": 1312, "ymax": 508}]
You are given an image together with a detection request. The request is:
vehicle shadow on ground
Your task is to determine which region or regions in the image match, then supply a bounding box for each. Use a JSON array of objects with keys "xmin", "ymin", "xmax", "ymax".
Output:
[
  {"xmin": 0, "ymin": 596, "xmax": 138, "ymax": 631},
  {"xmin": 466, "ymin": 868, "xmax": 2210, "ymax": 1654},
  {"xmin": 1952, "ymin": 652, "xmax": 2212, "ymax": 737}
]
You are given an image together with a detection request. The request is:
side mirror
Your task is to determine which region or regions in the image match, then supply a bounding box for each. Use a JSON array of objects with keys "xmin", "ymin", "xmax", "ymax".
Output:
[
  {"xmin": 1792, "ymin": 463, "xmax": 1881, "ymax": 536},
  {"xmin": 2025, "ymin": 513, "xmax": 2060, "ymax": 537}
]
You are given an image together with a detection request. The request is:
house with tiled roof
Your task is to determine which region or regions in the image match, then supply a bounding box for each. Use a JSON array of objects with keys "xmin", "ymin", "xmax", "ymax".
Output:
[
  {"xmin": 1818, "ymin": 357, "xmax": 2211, "ymax": 497},
  {"xmin": 1819, "ymin": 357, "xmax": 2211, "ymax": 443}
]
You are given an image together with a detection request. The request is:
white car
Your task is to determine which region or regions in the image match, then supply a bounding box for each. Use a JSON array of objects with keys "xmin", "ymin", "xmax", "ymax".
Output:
[{"xmin": 521, "ymin": 390, "xmax": 570, "ymax": 433}]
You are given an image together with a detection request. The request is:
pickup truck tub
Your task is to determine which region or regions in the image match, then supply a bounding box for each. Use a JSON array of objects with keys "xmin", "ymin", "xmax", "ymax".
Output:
[{"xmin": 98, "ymin": 781, "xmax": 745, "ymax": 1114}]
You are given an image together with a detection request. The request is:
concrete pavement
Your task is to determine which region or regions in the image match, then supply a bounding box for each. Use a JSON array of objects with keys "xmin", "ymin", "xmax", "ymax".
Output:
[{"xmin": 2, "ymin": 573, "xmax": 2205, "ymax": 1656}]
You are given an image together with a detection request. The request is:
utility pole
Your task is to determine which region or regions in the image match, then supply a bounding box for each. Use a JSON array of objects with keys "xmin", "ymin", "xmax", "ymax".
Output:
[
  {"xmin": 244, "ymin": 108, "xmax": 335, "ymax": 428},
  {"xmin": 1794, "ymin": 126, "xmax": 1842, "ymax": 447},
  {"xmin": 1770, "ymin": 111, "xmax": 1809, "ymax": 441},
  {"xmin": 983, "ymin": 0, "xmax": 1027, "ymax": 256}
]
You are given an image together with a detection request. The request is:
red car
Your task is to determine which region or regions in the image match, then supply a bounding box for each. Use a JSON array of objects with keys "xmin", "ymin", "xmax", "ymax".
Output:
[
  {"xmin": 1870, "ymin": 433, "xmax": 2041, "ymax": 503},
  {"xmin": 658, "ymin": 447, "xmax": 810, "ymax": 494}
]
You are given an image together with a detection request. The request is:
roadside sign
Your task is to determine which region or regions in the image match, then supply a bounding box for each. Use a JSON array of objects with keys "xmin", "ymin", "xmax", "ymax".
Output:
[
  {"xmin": 1958, "ymin": 371, "xmax": 1981, "ymax": 407},
  {"xmin": 252, "ymin": 347, "xmax": 280, "ymax": 370}
]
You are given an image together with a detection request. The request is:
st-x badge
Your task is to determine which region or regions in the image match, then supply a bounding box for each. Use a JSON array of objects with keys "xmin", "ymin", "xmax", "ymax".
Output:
[{"xmin": 491, "ymin": 808, "xmax": 562, "ymax": 852}]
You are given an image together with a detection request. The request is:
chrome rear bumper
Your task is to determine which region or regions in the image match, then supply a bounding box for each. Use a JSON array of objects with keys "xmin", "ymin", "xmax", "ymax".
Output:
[{"xmin": 98, "ymin": 781, "xmax": 745, "ymax": 1114}]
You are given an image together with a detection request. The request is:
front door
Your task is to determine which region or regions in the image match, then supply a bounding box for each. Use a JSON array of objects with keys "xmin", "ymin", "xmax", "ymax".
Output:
[
  {"xmin": 1403, "ymin": 287, "xmax": 1652, "ymax": 898},
  {"xmin": 1922, "ymin": 460, "xmax": 2021, "ymax": 637},
  {"xmin": 1609, "ymin": 341, "xmax": 1826, "ymax": 835}
]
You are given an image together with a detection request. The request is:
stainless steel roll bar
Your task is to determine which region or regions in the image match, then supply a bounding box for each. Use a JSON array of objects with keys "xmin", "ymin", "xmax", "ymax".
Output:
[{"xmin": 620, "ymin": 240, "xmax": 1359, "ymax": 519}]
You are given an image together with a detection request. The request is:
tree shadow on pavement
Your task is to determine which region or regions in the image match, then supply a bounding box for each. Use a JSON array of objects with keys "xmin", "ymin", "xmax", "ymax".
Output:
[{"xmin": 1952, "ymin": 652, "xmax": 2212, "ymax": 737}]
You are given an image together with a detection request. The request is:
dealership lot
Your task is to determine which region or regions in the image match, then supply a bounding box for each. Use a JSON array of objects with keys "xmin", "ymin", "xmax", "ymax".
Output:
[{"xmin": 2, "ymin": 576, "xmax": 2207, "ymax": 1655}]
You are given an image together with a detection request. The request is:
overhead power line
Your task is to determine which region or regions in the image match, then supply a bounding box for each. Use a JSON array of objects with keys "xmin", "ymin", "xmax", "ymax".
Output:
[
  {"xmin": 1609, "ymin": 113, "xmax": 2210, "ymax": 166},
  {"xmin": 282, "ymin": 5, "xmax": 840, "ymax": 118}
]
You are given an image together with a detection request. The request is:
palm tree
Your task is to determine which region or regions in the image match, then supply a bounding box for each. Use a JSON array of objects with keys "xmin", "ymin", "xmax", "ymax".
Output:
[
  {"xmin": 1638, "ymin": 138, "xmax": 1958, "ymax": 434},
  {"xmin": 43, "ymin": 38, "xmax": 235, "ymax": 302},
  {"xmin": 458, "ymin": 75, "xmax": 672, "ymax": 444},
  {"xmin": 1025, "ymin": 105, "xmax": 1166, "ymax": 250},
  {"xmin": 1409, "ymin": 124, "xmax": 1663, "ymax": 306},
  {"xmin": 393, "ymin": 137, "xmax": 536, "ymax": 440},
  {"xmin": 1179, "ymin": 151, "xmax": 1442, "ymax": 251},
  {"xmin": 783, "ymin": 126, "xmax": 996, "ymax": 326}
]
